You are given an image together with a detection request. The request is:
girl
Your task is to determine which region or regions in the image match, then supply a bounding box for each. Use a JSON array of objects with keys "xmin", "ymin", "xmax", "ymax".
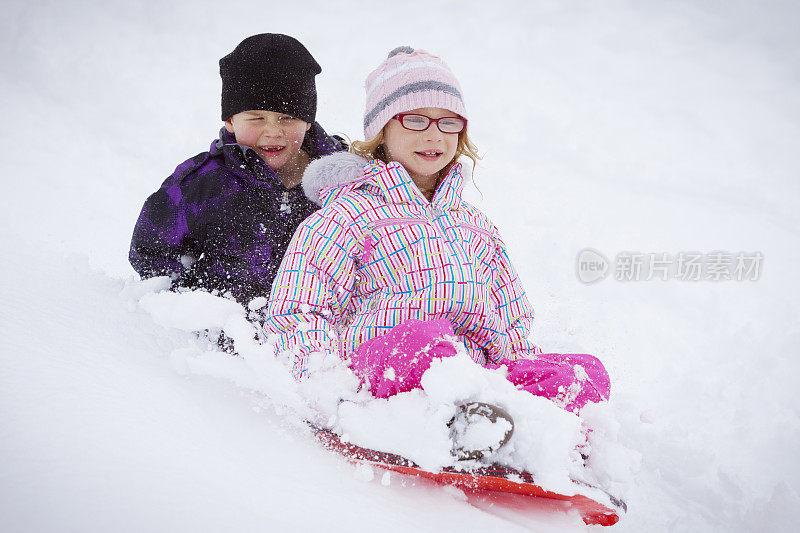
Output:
[{"xmin": 263, "ymin": 47, "xmax": 609, "ymax": 416}]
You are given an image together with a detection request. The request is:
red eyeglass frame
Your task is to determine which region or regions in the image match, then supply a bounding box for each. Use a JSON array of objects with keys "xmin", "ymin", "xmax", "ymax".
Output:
[{"xmin": 392, "ymin": 113, "xmax": 467, "ymax": 134}]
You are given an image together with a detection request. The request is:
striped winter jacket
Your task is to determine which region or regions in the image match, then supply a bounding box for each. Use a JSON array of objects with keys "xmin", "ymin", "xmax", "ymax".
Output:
[{"xmin": 262, "ymin": 152, "xmax": 542, "ymax": 380}]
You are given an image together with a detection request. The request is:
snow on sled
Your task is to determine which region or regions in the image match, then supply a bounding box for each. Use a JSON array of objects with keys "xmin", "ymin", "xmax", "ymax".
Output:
[{"xmin": 313, "ymin": 425, "xmax": 627, "ymax": 526}]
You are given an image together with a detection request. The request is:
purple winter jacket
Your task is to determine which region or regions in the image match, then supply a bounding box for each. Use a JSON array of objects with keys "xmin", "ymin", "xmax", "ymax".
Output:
[{"xmin": 129, "ymin": 123, "xmax": 345, "ymax": 305}]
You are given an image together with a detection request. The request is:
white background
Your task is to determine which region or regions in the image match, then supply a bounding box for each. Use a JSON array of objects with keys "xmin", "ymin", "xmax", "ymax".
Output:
[{"xmin": 2, "ymin": 1, "xmax": 799, "ymax": 531}]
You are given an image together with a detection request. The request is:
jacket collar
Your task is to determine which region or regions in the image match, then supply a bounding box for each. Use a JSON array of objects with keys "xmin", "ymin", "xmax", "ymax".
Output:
[
  {"xmin": 364, "ymin": 159, "xmax": 464, "ymax": 210},
  {"xmin": 305, "ymin": 152, "xmax": 465, "ymax": 210}
]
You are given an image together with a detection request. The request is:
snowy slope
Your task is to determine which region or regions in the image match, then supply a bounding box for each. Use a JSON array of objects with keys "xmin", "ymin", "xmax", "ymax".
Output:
[{"xmin": 2, "ymin": 1, "xmax": 799, "ymax": 531}]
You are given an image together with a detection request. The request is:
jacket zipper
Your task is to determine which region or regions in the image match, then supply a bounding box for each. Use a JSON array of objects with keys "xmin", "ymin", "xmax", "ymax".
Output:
[
  {"xmin": 366, "ymin": 215, "xmax": 493, "ymax": 247},
  {"xmin": 279, "ymin": 191, "xmax": 291, "ymax": 214},
  {"xmin": 459, "ymin": 221, "xmax": 495, "ymax": 241},
  {"xmin": 360, "ymin": 217, "xmax": 426, "ymax": 267},
  {"xmin": 426, "ymin": 204, "xmax": 460, "ymax": 259},
  {"xmin": 366, "ymin": 217, "xmax": 428, "ymax": 230}
]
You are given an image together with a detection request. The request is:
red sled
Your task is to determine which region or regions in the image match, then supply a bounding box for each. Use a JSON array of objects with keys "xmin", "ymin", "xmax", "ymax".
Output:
[{"xmin": 314, "ymin": 426, "xmax": 626, "ymax": 526}]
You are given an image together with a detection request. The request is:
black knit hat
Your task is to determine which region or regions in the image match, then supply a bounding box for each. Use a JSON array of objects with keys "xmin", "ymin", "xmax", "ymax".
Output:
[{"xmin": 219, "ymin": 34, "xmax": 321, "ymax": 122}]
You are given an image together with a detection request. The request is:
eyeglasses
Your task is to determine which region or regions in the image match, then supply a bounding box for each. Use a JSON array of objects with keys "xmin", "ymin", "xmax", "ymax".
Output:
[{"xmin": 392, "ymin": 113, "xmax": 467, "ymax": 134}]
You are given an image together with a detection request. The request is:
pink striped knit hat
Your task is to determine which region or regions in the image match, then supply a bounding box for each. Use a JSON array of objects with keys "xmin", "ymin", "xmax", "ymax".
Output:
[{"xmin": 363, "ymin": 46, "xmax": 467, "ymax": 140}]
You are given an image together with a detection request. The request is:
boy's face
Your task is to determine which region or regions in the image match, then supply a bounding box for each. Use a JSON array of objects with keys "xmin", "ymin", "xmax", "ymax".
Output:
[{"xmin": 224, "ymin": 110, "xmax": 311, "ymax": 170}]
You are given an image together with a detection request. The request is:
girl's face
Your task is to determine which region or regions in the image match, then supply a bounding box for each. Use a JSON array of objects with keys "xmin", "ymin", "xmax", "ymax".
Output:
[
  {"xmin": 225, "ymin": 110, "xmax": 311, "ymax": 170},
  {"xmin": 382, "ymin": 107, "xmax": 460, "ymax": 184}
]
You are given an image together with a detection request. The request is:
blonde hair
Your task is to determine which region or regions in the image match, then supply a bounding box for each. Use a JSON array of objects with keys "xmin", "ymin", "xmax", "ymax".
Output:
[{"xmin": 351, "ymin": 127, "xmax": 481, "ymax": 178}]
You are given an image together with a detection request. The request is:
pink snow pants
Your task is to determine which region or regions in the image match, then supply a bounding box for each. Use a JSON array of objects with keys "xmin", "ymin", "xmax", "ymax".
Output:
[{"xmin": 349, "ymin": 319, "xmax": 610, "ymax": 413}]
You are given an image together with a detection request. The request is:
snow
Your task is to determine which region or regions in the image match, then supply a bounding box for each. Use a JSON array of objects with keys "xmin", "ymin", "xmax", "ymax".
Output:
[
  {"xmin": 138, "ymin": 285, "xmax": 245, "ymax": 331},
  {"xmin": 2, "ymin": 0, "xmax": 800, "ymax": 531}
]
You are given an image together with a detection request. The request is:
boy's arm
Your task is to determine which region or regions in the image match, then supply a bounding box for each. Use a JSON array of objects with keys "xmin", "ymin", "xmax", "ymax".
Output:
[
  {"xmin": 129, "ymin": 184, "xmax": 194, "ymax": 280},
  {"xmin": 129, "ymin": 150, "xmax": 213, "ymax": 280}
]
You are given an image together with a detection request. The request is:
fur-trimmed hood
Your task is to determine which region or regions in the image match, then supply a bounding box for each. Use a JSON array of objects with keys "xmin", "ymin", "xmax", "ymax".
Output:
[
  {"xmin": 302, "ymin": 152, "xmax": 370, "ymax": 207},
  {"xmin": 302, "ymin": 152, "xmax": 472, "ymax": 209}
]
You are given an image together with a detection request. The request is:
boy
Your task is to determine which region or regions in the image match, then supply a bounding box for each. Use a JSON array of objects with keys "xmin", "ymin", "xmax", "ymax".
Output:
[{"xmin": 129, "ymin": 34, "xmax": 345, "ymax": 306}]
